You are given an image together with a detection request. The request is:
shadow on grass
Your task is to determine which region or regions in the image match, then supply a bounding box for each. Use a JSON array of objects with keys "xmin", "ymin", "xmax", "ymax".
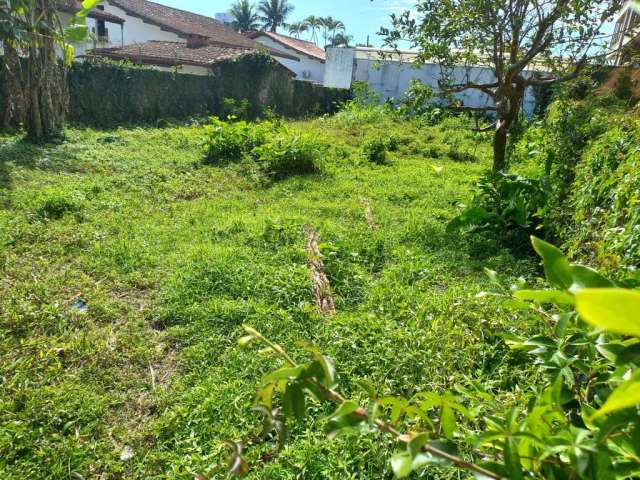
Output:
[{"xmin": 0, "ymin": 135, "xmax": 88, "ymax": 189}]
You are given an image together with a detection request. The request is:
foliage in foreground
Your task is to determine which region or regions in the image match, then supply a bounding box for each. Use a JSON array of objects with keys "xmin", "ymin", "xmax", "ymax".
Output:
[{"xmin": 235, "ymin": 237, "xmax": 640, "ymax": 479}]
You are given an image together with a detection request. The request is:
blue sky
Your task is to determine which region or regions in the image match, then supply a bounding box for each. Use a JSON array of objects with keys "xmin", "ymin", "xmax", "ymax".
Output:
[{"xmin": 153, "ymin": 0, "xmax": 415, "ymax": 47}]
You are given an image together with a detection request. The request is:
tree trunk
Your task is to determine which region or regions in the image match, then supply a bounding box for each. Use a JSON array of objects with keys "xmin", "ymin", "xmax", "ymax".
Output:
[
  {"xmin": 492, "ymin": 120, "xmax": 508, "ymax": 173},
  {"xmin": 491, "ymin": 82, "xmax": 525, "ymax": 173}
]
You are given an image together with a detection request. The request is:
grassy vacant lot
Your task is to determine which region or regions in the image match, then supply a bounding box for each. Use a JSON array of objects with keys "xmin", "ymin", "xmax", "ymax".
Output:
[{"xmin": 1, "ymin": 112, "xmax": 539, "ymax": 479}]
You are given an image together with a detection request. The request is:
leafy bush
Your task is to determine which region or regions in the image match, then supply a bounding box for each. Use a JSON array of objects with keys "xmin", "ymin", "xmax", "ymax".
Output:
[
  {"xmin": 331, "ymin": 82, "xmax": 394, "ymax": 127},
  {"xmin": 447, "ymin": 172, "xmax": 546, "ymax": 249},
  {"xmin": 221, "ymin": 98, "xmax": 251, "ymax": 120},
  {"xmin": 202, "ymin": 117, "xmax": 273, "ymax": 165},
  {"xmin": 202, "ymin": 118, "xmax": 324, "ymax": 179},
  {"xmin": 252, "ymin": 133, "xmax": 324, "ymax": 179},
  {"xmin": 447, "ymin": 147, "xmax": 477, "ymax": 163},
  {"xmin": 362, "ymin": 136, "xmax": 388, "ymax": 165},
  {"xmin": 510, "ymin": 98, "xmax": 640, "ymax": 272},
  {"xmin": 33, "ymin": 191, "xmax": 81, "ymax": 220},
  {"xmin": 233, "ymin": 237, "xmax": 640, "ymax": 480},
  {"xmin": 398, "ymin": 80, "xmax": 444, "ymax": 125}
]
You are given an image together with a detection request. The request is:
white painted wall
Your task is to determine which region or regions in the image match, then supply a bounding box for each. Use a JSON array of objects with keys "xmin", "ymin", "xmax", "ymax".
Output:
[
  {"xmin": 325, "ymin": 47, "xmax": 537, "ymax": 117},
  {"xmin": 252, "ymin": 35, "xmax": 325, "ymax": 83},
  {"xmin": 59, "ymin": 12, "xmax": 120, "ymax": 57},
  {"xmin": 324, "ymin": 47, "xmax": 355, "ymax": 89},
  {"xmin": 102, "ymin": 2, "xmax": 185, "ymax": 45}
]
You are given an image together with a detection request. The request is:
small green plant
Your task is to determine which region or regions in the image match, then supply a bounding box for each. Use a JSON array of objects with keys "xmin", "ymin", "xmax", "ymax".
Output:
[
  {"xmin": 362, "ymin": 135, "xmax": 388, "ymax": 165},
  {"xmin": 252, "ymin": 133, "xmax": 323, "ymax": 179},
  {"xmin": 222, "ymin": 98, "xmax": 251, "ymax": 121},
  {"xmin": 201, "ymin": 117, "xmax": 273, "ymax": 165},
  {"xmin": 447, "ymin": 147, "xmax": 477, "ymax": 163},
  {"xmin": 233, "ymin": 237, "xmax": 640, "ymax": 479},
  {"xmin": 398, "ymin": 80, "xmax": 444, "ymax": 125},
  {"xmin": 447, "ymin": 172, "xmax": 547, "ymax": 249},
  {"xmin": 34, "ymin": 193, "xmax": 79, "ymax": 220}
]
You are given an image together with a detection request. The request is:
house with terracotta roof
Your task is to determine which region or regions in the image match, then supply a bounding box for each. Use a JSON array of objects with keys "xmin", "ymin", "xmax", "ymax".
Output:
[
  {"xmin": 58, "ymin": 0, "xmax": 298, "ymax": 76},
  {"xmin": 247, "ymin": 31, "xmax": 326, "ymax": 83}
]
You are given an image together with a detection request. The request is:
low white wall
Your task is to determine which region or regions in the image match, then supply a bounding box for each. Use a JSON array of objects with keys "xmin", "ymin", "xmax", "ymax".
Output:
[
  {"xmin": 354, "ymin": 59, "xmax": 536, "ymax": 117},
  {"xmin": 252, "ymin": 36, "xmax": 325, "ymax": 83},
  {"xmin": 325, "ymin": 47, "xmax": 537, "ymax": 117}
]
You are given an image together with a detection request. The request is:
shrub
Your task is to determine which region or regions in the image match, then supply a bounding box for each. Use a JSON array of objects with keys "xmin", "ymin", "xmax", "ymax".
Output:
[
  {"xmin": 331, "ymin": 82, "xmax": 394, "ymax": 127},
  {"xmin": 221, "ymin": 97, "xmax": 250, "ymax": 120},
  {"xmin": 252, "ymin": 133, "xmax": 324, "ymax": 179},
  {"xmin": 398, "ymin": 79, "xmax": 444, "ymax": 125},
  {"xmin": 34, "ymin": 193, "xmax": 80, "ymax": 220},
  {"xmin": 447, "ymin": 172, "xmax": 546, "ymax": 250},
  {"xmin": 447, "ymin": 147, "xmax": 477, "ymax": 163},
  {"xmin": 201, "ymin": 117, "xmax": 273, "ymax": 165},
  {"xmin": 385, "ymin": 135, "xmax": 400, "ymax": 152},
  {"xmin": 614, "ymin": 70, "xmax": 634, "ymax": 102},
  {"xmin": 362, "ymin": 136, "xmax": 388, "ymax": 165}
]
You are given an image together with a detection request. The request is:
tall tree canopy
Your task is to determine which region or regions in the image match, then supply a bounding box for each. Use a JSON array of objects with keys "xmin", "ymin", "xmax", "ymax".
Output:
[
  {"xmin": 230, "ymin": 0, "xmax": 260, "ymax": 32},
  {"xmin": 380, "ymin": 0, "xmax": 623, "ymax": 172},
  {"xmin": 287, "ymin": 20, "xmax": 308, "ymax": 38},
  {"xmin": 258, "ymin": 0, "xmax": 294, "ymax": 33},
  {"xmin": 304, "ymin": 15, "xmax": 322, "ymax": 44}
]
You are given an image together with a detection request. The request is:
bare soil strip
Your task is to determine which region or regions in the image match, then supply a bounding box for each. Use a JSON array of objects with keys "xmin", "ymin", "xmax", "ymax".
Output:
[{"xmin": 305, "ymin": 227, "xmax": 336, "ymax": 316}]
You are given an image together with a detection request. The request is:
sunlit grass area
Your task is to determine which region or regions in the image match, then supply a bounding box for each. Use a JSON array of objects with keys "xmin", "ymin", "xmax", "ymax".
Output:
[{"xmin": 0, "ymin": 114, "xmax": 538, "ymax": 479}]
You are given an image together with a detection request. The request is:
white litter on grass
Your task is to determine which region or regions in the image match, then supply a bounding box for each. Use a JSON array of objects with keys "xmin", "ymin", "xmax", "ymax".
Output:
[{"xmin": 120, "ymin": 445, "xmax": 135, "ymax": 462}]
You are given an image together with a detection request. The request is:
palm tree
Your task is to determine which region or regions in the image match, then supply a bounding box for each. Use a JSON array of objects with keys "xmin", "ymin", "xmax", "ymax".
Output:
[
  {"xmin": 258, "ymin": 0, "xmax": 295, "ymax": 33},
  {"xmin": 229, "ymin": 0, "xmax": 260, "ymax": 33},
  {"xmin": 287, "ymin": 21, "xmax": 308, "ymax": 39},
  {"xmin": 321, "ymin": 17, "xmax": 345, "ymax": 46},
  {"xmin": 330, "ymin": 32, "xmax": 353, "ymax": 47},
  {"xmin": 304, "ymin": 15, "xmax": 322, "ymax": 45}
]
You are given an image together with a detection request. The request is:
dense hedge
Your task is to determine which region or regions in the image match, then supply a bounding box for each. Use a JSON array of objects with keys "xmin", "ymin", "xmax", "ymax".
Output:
[
  {"xmin": 1, "ymin": 53, "xmax": 350, "ymax": 128},
  {"xmin": 513, "ymin": 97, "xmax": 640, "ymax": 273}
]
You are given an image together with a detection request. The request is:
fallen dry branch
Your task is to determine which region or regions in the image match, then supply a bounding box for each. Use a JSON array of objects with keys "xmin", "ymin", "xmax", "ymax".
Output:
[
  {"xmin": 305, "ymin": 227, "xmax": 336, "ymax": 316},
  {"xmin": 361, "ymin": 197, "xmax": 378, "ymax": 230}
]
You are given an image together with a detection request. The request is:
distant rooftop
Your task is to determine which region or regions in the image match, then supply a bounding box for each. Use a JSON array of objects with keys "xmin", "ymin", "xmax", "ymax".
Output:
[{"xmin": 247, "ymin": 31, "xmax": 327, "ymax": 62}]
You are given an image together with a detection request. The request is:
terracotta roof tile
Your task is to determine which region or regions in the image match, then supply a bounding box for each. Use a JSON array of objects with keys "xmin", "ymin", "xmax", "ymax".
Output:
[
  {"xmin": 89, "ymin": 41, "xmax": 246, "ymax": 67},
  {"xmin": 108, "ymin": 0, "xmax": 257, "ymax": 48},
  {"xmin": 88, "ymin": 10, "xmax": 126, "ymax": 24},
  {"xmin": 247, "ymin": 31, "xmax": 326, "ymax": 62}
]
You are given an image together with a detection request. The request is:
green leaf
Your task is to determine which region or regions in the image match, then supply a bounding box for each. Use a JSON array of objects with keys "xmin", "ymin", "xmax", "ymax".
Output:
[
  {"xmin": 594, "ymin": 370, "xmax": 640, "ymax": 417},
  {"xmin": 531, "ymin": 236, "xmax": 572, "ymax": 289},
  {"xmin": 328, "ymin": 400, "xmax": 359, "ymax": 420},
  {"xmin": 440, "ymin": 404, "xmax": 456, "ymax": 439},
  {"xmin": 568, "ymin": 265, "xmax": 614, "ymax": 293},
  {"xmin": 64, "ymin": 24, "xmax": 89, "ymax": 42},
  {"xmin": 260, "ymin": 365, "xmax": 305, "ymax": 385},
  {"xmin": 325, "ymin": 413, "xmax": 365, "ymax": 439},
  {"xmin": 503, "ymin": 438, "xmax": 524, "ymax": 480},
  {"xmin": 616, "ymin": 342, "xmax": 640, "ymax": 366},
  {"xmin": 514, "ymin": 289, "xmax": 575, "ymax": 305},
  {"xmin": 576, "ymin": 289, "xmax": 640, "ymax": 337},
  {"xmin": 391, "ymin": 452, "xmax": 414, "ymax": 478},
  {"xmin": 484, "ymin": 268, "xmax": 500, "ymax": 286},
  {"xmin": 283, "ymin": 383, "xmax": 306, "ymax": 420},
  {"xmin": 315, "ymin": 354, "xmax": 336, "ymax": 388},
  {"xmin": 408, "ymin": 432, "xmax": 430, "ymax": 457},
  {"xmin": 238, "ymin": 335, "xmax": 254, "ymax": 348}
]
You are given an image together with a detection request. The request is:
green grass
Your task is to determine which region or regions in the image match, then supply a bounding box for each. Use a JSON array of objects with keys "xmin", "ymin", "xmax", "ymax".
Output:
[{"xmin": 0, "ymin": 114, "xmax": 539, "ymax": 479}]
